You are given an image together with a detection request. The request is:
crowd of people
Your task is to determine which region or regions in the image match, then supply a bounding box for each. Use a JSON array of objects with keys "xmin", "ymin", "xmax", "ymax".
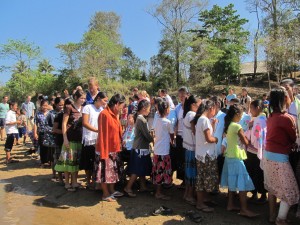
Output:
[{"xmin": 1, "ymin": 77, "xmax": 300, "ymax": 225}]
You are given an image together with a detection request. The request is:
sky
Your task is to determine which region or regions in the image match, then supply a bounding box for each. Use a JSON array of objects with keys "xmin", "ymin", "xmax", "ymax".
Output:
[{"xmin": 0, "ymin": 0, "xmax": 257, "ymax": 84}]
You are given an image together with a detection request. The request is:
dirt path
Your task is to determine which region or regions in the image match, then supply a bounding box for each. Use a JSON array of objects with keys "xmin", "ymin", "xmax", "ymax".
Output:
[{"xmin": 0, "ymin": 141, "xmax": 299, "ymax": 225}]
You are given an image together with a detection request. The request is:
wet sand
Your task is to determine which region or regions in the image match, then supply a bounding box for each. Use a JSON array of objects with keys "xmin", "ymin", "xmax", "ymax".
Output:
[{"xmin": 1, "ymin": 141, "xmax": 300, "ymax": 225}]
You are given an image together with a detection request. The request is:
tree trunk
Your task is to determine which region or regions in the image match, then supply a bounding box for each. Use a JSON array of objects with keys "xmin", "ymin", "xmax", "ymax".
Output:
[{"xmin": 175, "ymin": 39, "xmax": 180, "ymax": 85}]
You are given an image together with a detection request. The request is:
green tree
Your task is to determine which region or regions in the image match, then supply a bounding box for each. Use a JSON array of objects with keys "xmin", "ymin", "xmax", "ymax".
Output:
[
  {"xmin": 56, "ymin": 42, "xmax": 81, "ymax": 71},
  {"xmin": 38, "ymin": 59, "xmax": 55, "ymax": 74},
  {"xmin": 192, "ymin": 4, "xmax": 249, "ymax": 84},
  {"xmin": 148, "ymin": 0, "xmax": 207, "ymax": 85}
]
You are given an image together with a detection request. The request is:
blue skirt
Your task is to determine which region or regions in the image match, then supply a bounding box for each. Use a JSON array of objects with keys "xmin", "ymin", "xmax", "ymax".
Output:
[
  {"xmin": 221, "ymin": 157, "xmax": 255, "ymax": 192},
  {"xmin": 128, "ymin": 149, "xmax": 152, "ymax": 176},
  {"xmin": 185, "ymin": 150, "xmax": 197, "ymax": 186}
]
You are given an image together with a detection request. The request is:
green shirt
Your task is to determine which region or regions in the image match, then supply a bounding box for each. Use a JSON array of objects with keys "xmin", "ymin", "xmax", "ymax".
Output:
[
  {"xmin": 225, "ymin": 122, "xmax": 247, "ymax": 160},
  {"xmin": 0, "ymin": 103, "xmax": 9, "ymax": 118}
]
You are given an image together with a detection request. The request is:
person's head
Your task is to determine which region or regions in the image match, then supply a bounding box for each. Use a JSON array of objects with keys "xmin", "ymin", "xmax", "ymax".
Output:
[
  {"xmin": 280, "ymin": 78, "xmax": 294, "ymax": 100},
  {"xmin": 132, "ymin": 87, "xmax": 139, "ymax": 96},
  {"xmin": 76, "ymin": 86, "xmax": 83, "ymax": 91},
  {"xmin": 133, "ymin": 94, "xmax": 139, "ymax": 101},
  {"xmin": 134, "ymin": 99, "xmax": 151, "ymax": 122},
  {"xmin": 129, "ymin": 97, "xmax": 134, "ymax": 104},
  {"xmin": 269, "ymin": 87, "xmax": 290, "ymax": 114},
  {"xmin": 183, "ymin": 95, "xmax": 201, "ymax": 118},
  {"xmin": 40, "ymin": 100, "xmax": 49, "ymax": 113},
  {"xmin": 154, "ymin": 97, "xmax": 163, "ymax": 111},
  {"xmin": 54, "ymin": 97, "xmax": 65, "ymax": 112},
  {"xmin": 250, "ymin": 100, "xmax": 264, "ymax": 117},
  {"xmin": 9, "ymin": 101, "xmax": 18, "ymax": 111},
  {"xmin": 88, "ymin": 77, "xmax": 99, "ymax": 95},
  {"xmin": 242, "ymin": 88, "xmax": 248, "ymax": 96},
  {"xmin": 157, "ymin": 100, "xmax": 170, "ymax": 117},
  {"xmin": 228, "ymin": 87, "xmax": 235, "ymax": 95},
  {"xmin": 2, "ymin": 96, "xmax": 8, "ymax": 103},
  {"xmin": 221, "ymin": 92, "xmax": 227, "ymax": 98},
  {"xmin": 73, "ymin": 89, "xmax": 86, "ymax": 105},
  {"xmin": 127, "ymin": 114, "xmax": 134, "ymax": 126},
  {"xmin": 160, "ymin": 89, "xmax": 167, "ymax": 97},
  {"xmin": 210, "ymin": 96, "xmax": 222, "ymax": 111},
  {"xmin": 178, "ymin": 86, "xmax": 189, "ymax": 103},
  {"xmin": 229, "ymin": 98, "xmax": 240, "ymax": 106},
  {"xmin": 224, "ymin": 104, "xmax": 244, "ymax": 134},
  {"xmin": 50, "ymin": 96, "xmax": 56, "ymax": 106},
  {"xmin": 93, "ymin": 92, "xmax": 108, "ymax": 108},
  {"xmin": 262, "ymin": 93, "xmax": 268, "ymax": 100},
  {"xmin": 26, "ymin": 95, "xmax": 31, "ymax": 103},
  {"xmin": 20, "ymin": 109, "xmax": 26, "ymax": 115},
  {"xmin": 192, "ymin": 100, "xmax": 216, "ymax": 124},
  {"xmin": 64, "ymin": 98, "xmax": 74, "ymax": 109},
  {"xmin": 108, "ymin": 93, "xmax": 126, "ymax": 115},
  {"xmin": 138, "ymin": 90, "xmax": 149, "ymax": 100},
  {"xmin": 54, "ymin": 91, "xmax": 61, "ymax": 98}
]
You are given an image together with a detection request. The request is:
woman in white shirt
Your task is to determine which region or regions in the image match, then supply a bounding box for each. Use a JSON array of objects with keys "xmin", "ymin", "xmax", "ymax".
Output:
[
  {"xmin": 81, "ymin": 92, "xmax": 108, "ymax": 188},
  {"xmin": 195, "ymin": 100, "xmax": 218, "ymax": 212},
  {"xmin": 182, "ymin": 95, "xmax": 201, "ymax": 205}
]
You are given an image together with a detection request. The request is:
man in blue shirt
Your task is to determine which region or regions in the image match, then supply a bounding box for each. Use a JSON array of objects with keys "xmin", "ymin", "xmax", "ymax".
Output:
[{"xmin": 226, "ymin": 87, "xmax": 237, "ymax": 109}]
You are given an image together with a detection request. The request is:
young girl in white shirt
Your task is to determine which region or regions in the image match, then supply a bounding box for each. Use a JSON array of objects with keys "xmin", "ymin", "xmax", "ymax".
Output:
[{"xmin": 152, "ymin": 101, "xmax": 174, "ymax": 200}]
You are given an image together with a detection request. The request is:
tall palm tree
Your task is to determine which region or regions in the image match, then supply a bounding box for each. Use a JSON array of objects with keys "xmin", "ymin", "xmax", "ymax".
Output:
[{"xmin": 38, "ymin": 59, "xmax": 54, "ymax": 73}]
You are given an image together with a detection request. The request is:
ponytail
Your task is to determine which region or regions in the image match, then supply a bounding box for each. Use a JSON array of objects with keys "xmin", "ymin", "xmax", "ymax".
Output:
[
  {"xmin": 183, "ymin": 95, "xmax": 198, "ymax": 118},
  {"xmin": 192, "ymin": 100, "xmax": 215, "ymax": 125},
  {"xmin": 134, "ymin": 99, "xmax": 150, "ymax": 122},
  {"xmin": 224, "ymin": 104, "xmax": 243, "ymax": 134},
  {"xmin": 158, "ymin": 101, "xmax": 169, "ymax": 117}
]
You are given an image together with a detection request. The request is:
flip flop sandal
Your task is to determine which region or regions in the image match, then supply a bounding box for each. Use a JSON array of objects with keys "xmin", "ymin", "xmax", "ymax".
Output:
[
  {"xmin": 112, "ymin": 191, "xmax": 124, "ymax": 197},
  {"xmin": 102, "ymin": 196, "xmax": 117, "ymax": 202},
  {"xmin": 185, "ymin": 210, "xmax": 203, "ymax": 223},
  {"xmin": 152, "ymin": 206, "xmax": 173, "ymax": 216},
  {"xmin": 123, "ymin": 189, "xmax": 136, "ymax": 198},
  {"xmin": 196, "ymin": 206, "xmax": 214, "ymax": 213}
]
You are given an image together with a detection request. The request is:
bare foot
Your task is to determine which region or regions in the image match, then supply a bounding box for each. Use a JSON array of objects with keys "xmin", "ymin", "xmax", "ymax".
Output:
[
  {"xmin": 227, "ymin": 206, "xmax": 240, "ymax": 212},
  {"xmin": 275, "ymin": 218, "xmax": 289, "ymax": 225}
]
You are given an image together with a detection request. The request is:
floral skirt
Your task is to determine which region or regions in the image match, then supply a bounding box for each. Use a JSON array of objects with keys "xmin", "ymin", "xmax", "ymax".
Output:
[
  {"xmin": 196, "ymin": 155, "xmax": 219, "ymax": 192},
  {"xmin": 221, "ymin": 157, "xmax": 254, "ymax": 192},
  {"xmin": 185, "ymin": 150, "xmax": 197, "ymax": 186},
  {"xmin": 95, "ymin": 152, "xmax": 121, "ymax": 184},
  {"xmin": 263, "ymin": 158, "xmax": 299, "ymax": 206},
  {"xmin": 152, "ymin": 154, "xmax": 172, "ymax": 185},
  {"xmin": 54, "ymin": 142, "xmax": 81, "ymax": 173}
]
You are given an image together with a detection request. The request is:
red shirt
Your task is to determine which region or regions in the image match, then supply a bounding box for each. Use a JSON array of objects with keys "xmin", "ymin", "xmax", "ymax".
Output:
[
  {"xmin": 96, "ymin": 107, "xmax": 122, "ymax": 159},
  {"xmin": 266, "ymin": 112, "xmax": 296, "ymax": 154}
]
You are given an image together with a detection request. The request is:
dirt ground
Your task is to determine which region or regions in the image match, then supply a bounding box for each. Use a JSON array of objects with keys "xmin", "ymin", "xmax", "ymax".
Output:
[{"xmin": 0, "ymin": 141, "xmax": 300, "ymax": 225}]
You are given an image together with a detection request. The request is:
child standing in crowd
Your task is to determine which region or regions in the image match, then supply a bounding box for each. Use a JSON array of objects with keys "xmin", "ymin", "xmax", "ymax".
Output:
[
  {"xmin": 55, "ymin": 90, "xmax": 86, "ymax": 192},
  {"xmin": 122, "ymin": 114, "xmax": 135, "ymax": 153},
  {"xmin": 120, "ymin": 104, "xmax": 128, "ymax": 130},
  {"xmin": 221, "ymin": 104, "xmax": 258, "ymax": 218},
  {"xmin": 34, "ymin": 100, "xmax": 50, "ymax": 167},
  {"xmin": 263, "ymin": 87, "xmax": 299, "ymax": 224},
  {"xmin": 182, "ymin": 95, "xmax": 200, "ymax": 205},
  {"xmin": 4, "ymin": 101, "xmax": 21, "ymax": 164},
  {"xmin": 226, "ymin": 87, "xmax": 237, "ymax": 109},
  {"xmin": 81, "ymin": 92, "xmax": 108, "ymax": 188},
  {"xmin": 124, "ymin": 100, "xmax": 153, "ymax": 197},
  {"xmin": 152, "ymin": 101, "xmax": 174, "ymax": 200},
  {"xmin": 17, "ymin": 109, "xmax": 27, "ymax": 145},
  {"xmin": 245, "ymin": 100, "xmax": 267, "ymax": 203},
  {"xmin": 194, "ymin": 100, "xmax": 218, "ymax": 213}
]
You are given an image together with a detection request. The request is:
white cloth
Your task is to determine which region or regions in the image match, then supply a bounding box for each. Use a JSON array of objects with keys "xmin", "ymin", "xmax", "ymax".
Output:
[
  {"xmin": 5, "ymin": 110, "xmax": 18, "ymax": 134},
  {"xmin": 177, "ymin": 106, "xmax": 184, "ymax": 136},
  {"xmin": 214, "ymin": 110, "xmax": 226, "ymax": 156},
  {"xmin": 182, "ymin": 111, "xmax": 196, "ymax": 151},
  {"xmin": 154, "ymin": 117, "xmax": 174, "ymax": 155},
  {"xmin": 82, "ymin": 104, "xmax": 104, "ymax": 146},
  {"xmin": 165, "ymin": 94, "xmax": 175, "ymax": 109},
  {"xmin": 195, "ymin": 116, "xmax": 217, "ymax": 163}
]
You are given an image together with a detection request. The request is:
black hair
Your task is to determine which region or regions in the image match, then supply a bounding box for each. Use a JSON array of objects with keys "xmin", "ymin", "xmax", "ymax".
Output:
[
  {"xmin": 73, "ymin": 89, "xmax": 86, "ymax": 100},
  {"xmin": 108, "ymin": 93, "xmax": 126, "ymax": 108},
  {"xmin": 129, "ymin": 97, "xmax": 134, "ymax": 102},
  {"xmin": 9, "ymin": 101, "xmax": 17, "ymax": 108},
  {"xmin": 280, "ymin": 78, "xmax": 294, "ymax": 87},
  {"xmin": 93, "ymin": 92, "xmax": 108, "ymax": 104},
  {"xmin": 183, "ymin": 95, "xmax": 198, "ymax": 118},
  {"xmin": 262, "ymin": 93, "xmax": 268, "ymax": 97},
  {"xmin": 160, "ymin": 89, "xmax": 167, "ymax": 94},
  {"xmin": 230, "ymin": 98, "xmax": 240, "ymax": 104},
  {"xmin": 224, "ymin": 104, "xmax": 243, "ymax": 134},
  {"xmin": 250, "ymin": 99, "xmax": 263, "ymax": 109},
  {"xmin": 154, "ymin": 97, "xmax": 163, "ymax": 105},
  {"xmin": 64, "ymin": 98, "xmax": 74, "ymax": 108},
  {"xmin": 133, "ymin": 94, "xmax": 139, "ymax": 101},
  {"xmin": 54, "ymin": 97, "xmax": 64, "ymax": 106},
  {"xmin": 210, "ymin": 96, "xmax": 222, "ymax": 108},
  {"xmin": 134, "ymin": 99, "xmax": 151, "ymax": 122},
  {"xmin": 178, "ymin": 86, "xmax": 189, "ymax": 94},
  {"xmin": 40, "ymin": 99, "xmax": 49, "ymax": 106},
  {"xmin": 192, "ymin": 100, "xmax": 215, "ymax": 125},
  {"xmin": 268, "ymin": 87, "xmax": 288, "ymax": 115},
  {"xmin": 157, "ymin": 100, "xmax": 169, "ymax": 117}
]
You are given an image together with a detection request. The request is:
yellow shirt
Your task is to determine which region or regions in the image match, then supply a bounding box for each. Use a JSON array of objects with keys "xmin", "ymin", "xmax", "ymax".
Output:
[{"xmin": 225, "ymin": 122, "xmax": 247, "ymax": 160}]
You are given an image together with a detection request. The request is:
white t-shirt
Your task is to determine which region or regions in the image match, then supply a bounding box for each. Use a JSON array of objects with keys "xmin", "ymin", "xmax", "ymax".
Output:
[
  {"xmin": 165, "ymin": 94, "xmax": 175, "ymax": 109},
  {"xmin": 195, "ymin": 116, "xmax": 216, "ymax": 162},
  {"xmin": 183, "ymin": 111, "xmax": 196, "ymax": 151},
  {"xmin": 5, "ymin": 110, "xmax": 18, "ymax": 134},
  {"xmin": 154, "ymin": 117, "xmax": 174, "ymax": 155},
  {"xmin": 177, "ymin": 106, "xmax": 184, "ymax": 136},
  {"xmin": 82, "ymin": 104, "xmax": 104, "ymax": 146}
]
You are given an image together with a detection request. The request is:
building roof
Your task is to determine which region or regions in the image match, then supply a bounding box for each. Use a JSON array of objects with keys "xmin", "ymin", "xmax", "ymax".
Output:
[{"xmin": 240, "ymin": 61, "xmax": 267, "ymax": 75}]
